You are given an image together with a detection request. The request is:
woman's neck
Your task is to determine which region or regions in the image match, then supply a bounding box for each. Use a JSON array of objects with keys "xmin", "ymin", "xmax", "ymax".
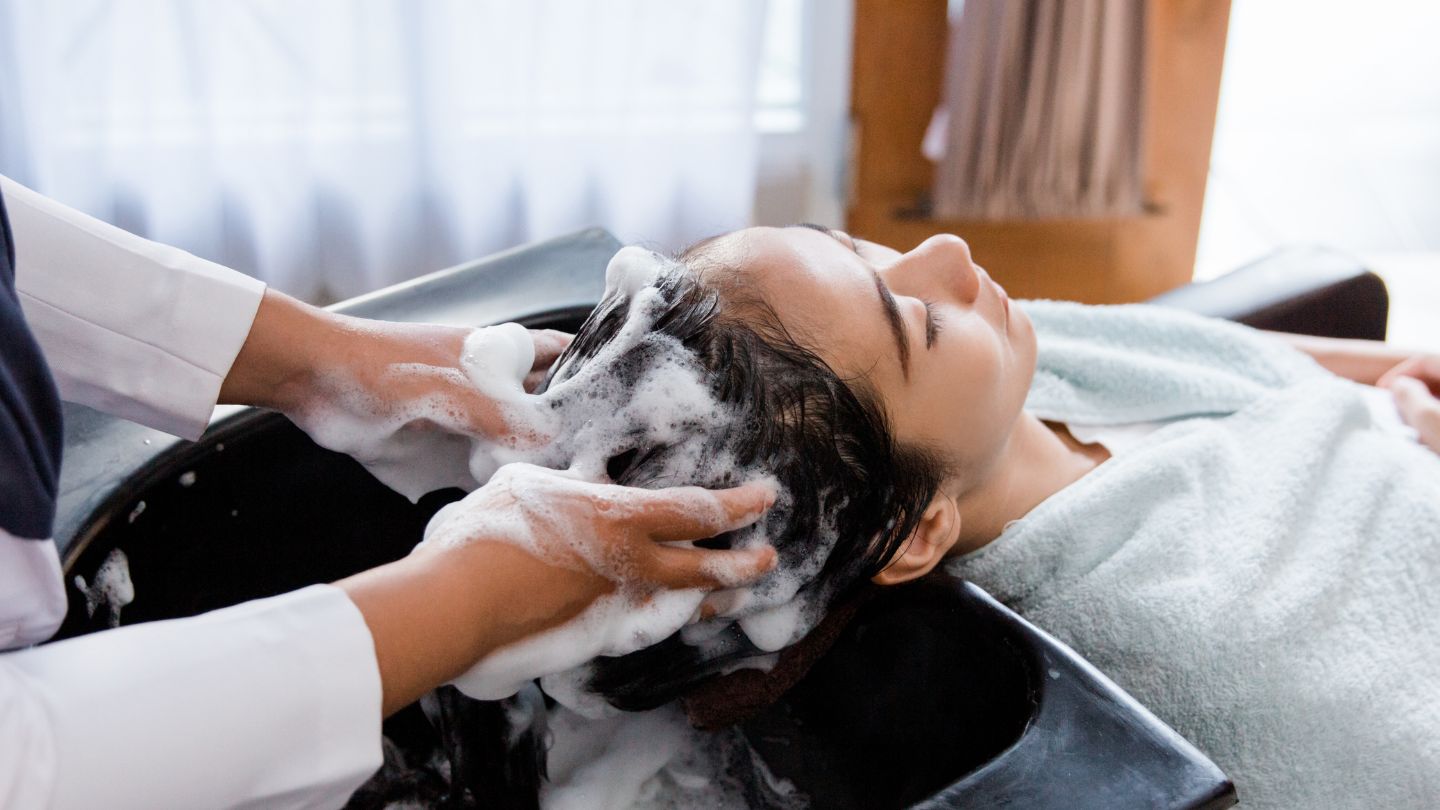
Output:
[{"xmin": 951, "ymin": 412, "xmax": 1109, "ymax": 555}]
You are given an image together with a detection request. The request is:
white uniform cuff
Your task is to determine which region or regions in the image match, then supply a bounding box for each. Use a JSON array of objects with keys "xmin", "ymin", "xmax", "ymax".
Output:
[
  {"xmin": 0, "ymin": 529, "xmax": 65, "ymax": 651},
  {"xmin": 3, "ymin": 584, "xmax": 382, "ymax": 809},
  {"xmin": 2, "ymin": 175, "xmax": 265, "ymax": 440}
]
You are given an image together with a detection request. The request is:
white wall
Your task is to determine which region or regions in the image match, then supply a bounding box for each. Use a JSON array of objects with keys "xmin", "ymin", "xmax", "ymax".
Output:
[
  {"xmin": 752, "ymin": 0, "xmax": 854, "ymax": 230},
  {"xmin": 1196, "ymin": 0, "xmax": 1440, "ymax": 277}
]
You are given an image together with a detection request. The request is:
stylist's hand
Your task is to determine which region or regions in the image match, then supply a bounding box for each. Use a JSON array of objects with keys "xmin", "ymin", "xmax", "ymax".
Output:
[
  {"xmin": 219, "ymin": 289, "xmax": 571, "ymax": 495},
  {"xmin": 1379, "ymin": 355, "xmax": 1440, "ymax": 454},
  {"xmin": 338, "ymin": 466, "xmax": 778, "ymax": 714},
  {"xmin": 278, "ymin": 318, "xmax": 568, "ymax": 434}
]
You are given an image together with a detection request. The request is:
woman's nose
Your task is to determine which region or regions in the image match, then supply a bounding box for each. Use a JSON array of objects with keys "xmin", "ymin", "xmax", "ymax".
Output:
[{"xmin": 884, "ymin": 234, "xmax": 980, "ymax": 304}]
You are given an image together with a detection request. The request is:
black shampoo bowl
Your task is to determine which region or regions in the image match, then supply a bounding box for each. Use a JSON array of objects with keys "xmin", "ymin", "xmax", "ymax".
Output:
[
  {"xmin": 54, "ymin": 229, "xmax": 1236, "ymax": 808},
  {"xmin": 744, "ymin": 577, "xmax": 1235, "ymax": 809}
]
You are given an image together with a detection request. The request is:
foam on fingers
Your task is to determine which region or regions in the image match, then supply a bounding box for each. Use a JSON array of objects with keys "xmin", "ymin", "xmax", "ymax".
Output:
[
  {"xmin": 603, "ymin": 245, "xmax": 667, "ymax": 300},
  {"xmin": 462, "ymin": 321, "xmax": 536, "ymax": 387},
  {"xmin": 422, "ymin": 462, "xmax": 788, "ymax": 700},
  {"xmin": 450, "ymin": 588, "xmax": 707, "ymax": 701},
  {"xmin": 697, "ymin": 544, "xmax": 777, "ymax": 590},
  {"xmin": 300, "ymin": 247, "xmax": 839, "ymax": 706},
  {"xmin": 425, "ymin": 253, "xmax": 840, "ymax": 698}
]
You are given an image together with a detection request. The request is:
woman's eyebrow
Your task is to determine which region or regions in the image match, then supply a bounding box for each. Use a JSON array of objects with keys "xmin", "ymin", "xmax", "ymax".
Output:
[
  {"xmin": 873, "ymin": 272, "xmax": 912, "ymax": 379},
  {"xmin": 792, "ymin": 222, "xmax": 858, "ymax": 251},
  {"xmin": 789, "ymin": 223, "xmax": 910, "ymax": 377}
]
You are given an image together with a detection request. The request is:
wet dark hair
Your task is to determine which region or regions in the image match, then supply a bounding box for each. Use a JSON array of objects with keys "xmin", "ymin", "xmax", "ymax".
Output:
[
  {"xmin": 540, "ymin": 245, "xmax": 950, "ymax": 711},
  {"xmin": 353, "ymin": 246, "xmax": 955, "ymax": 810}
]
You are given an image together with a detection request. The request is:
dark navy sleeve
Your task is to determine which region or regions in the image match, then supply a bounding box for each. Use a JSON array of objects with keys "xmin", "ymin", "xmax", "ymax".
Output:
[{"xmin": 0, "ymin": 185, "xmax": 64, "ymax": 540}]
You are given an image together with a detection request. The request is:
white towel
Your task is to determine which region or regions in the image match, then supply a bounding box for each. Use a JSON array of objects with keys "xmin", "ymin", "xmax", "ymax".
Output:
[{"xmin": 948, "ymin": 301, "xmax": 1440, "ymax": 808}]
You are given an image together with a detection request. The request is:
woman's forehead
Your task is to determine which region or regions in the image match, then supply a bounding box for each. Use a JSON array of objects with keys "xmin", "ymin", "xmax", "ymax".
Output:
[
  {"xmin": 698, "ymin": 227, "xmax": 901, "ymax": 380},
  {"xmin": 698, "ymin": 226, "xmax": 859, "ymax": 288}
]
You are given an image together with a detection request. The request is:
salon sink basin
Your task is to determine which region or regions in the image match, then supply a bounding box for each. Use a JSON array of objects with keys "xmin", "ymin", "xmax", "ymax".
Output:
[
  {"xmin": 745, "ymin": 577, "xmax": 1236, "ymax": 809},
  {"xmin": 53, "ymin": 229, "xmax": 1236, "ymax": 809}
]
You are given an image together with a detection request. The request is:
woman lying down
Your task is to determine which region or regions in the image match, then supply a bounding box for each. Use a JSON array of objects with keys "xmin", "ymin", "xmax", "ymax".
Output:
[{"xmin": 339, "ymin": 225, "xmax": 1440, "ymax": 809}]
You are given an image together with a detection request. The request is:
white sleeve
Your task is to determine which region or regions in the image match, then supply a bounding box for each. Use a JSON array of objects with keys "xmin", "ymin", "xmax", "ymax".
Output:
[
  {"xmin": 0, "ymin": 583, "xmax": 384, "ymax": 810},
  {"xmin": 0, "ymin": 175, "xmax": 266, "ymax": 441},
  {"xmin": 0, "ymin": 529, "xmax": 66, "ymax": 652}
]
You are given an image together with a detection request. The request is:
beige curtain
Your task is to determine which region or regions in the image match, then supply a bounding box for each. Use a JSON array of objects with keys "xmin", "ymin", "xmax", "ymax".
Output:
[{"xmin": 928, "ymin": 0, "xmax": 1148, "ymax": 220}]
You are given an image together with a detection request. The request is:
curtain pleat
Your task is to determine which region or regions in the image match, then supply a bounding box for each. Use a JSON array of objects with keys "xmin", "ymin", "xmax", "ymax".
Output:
[{"xmin": 931, "ymin": 0, "xmax": 1147, "ymax": 220}]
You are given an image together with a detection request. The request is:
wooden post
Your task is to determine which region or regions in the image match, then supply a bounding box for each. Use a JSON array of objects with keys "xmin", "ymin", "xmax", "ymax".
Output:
[{"xmin": 846, "ymin": 0, "xmax": 1232, "ymax": 303}]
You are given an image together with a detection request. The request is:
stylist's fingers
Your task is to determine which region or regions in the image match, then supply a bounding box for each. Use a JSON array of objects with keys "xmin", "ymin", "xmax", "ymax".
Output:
[
  {"xmin": 1378, "ymin": 355, "xmax": 1440, "ymax": 394},
  {"xmin": 447, "ymin": 386, "xmax": 510, "ymax": 437},
  {"xmin": 646, "ymin": 544, "xmax": 777, "ymax": 590},
  {"xmin": 425, "ymin": 387, "xmax": 554, "ymax": 449},
  {"xmin": 1387, "ymin": 375, "xmax": 1440, "ymax": 453},
  {"xmin": 530, "ymin": 329, "xmax": 573, "ymax": 367},
  {"xmin": 635, "ymin": 481, "xmax": 778, "ymax": 542},
  {"xmin": 525, "ymin": 329, "xmax": 574, "ymax": 392}
]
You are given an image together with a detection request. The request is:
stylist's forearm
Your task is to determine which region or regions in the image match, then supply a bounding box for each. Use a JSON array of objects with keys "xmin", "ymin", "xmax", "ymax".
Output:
[
  {"xmin": 336, "ymin": 543, "xmax": 603, "ymax": 716},
  {"xmin": 1265, "ymin": 331, "xmax": 1411, "ymax": 385},
  {"xmin": 219, "ymin": 288, "xmax": 331, "ymax": 410}
]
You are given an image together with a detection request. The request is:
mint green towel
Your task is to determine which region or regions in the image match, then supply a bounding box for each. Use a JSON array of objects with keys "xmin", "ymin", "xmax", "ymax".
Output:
[{"xmin": 949, "ymin": 301, "xmax": 1440, "ymax": 809}]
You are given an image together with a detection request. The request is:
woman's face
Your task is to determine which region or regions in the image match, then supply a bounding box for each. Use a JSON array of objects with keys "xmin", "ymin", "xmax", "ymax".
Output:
[{"xmin": 698, "ymin": 225, "xmax": 1036, "ymax": 492}]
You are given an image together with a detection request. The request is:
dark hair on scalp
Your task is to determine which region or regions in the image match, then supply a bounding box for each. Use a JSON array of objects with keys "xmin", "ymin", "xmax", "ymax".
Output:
[{"xmin": 537, "ymin": 246, "xmax": 949, "ymax": 711}]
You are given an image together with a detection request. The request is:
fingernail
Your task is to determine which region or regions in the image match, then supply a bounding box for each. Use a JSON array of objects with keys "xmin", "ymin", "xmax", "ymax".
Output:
[
  {"xmin": 759, "ymin": 545, "xmax": 778, "ymax": 570},
  {"xmin": 748, "ymin": 477, "xmax": 779, "ymax": 508}
]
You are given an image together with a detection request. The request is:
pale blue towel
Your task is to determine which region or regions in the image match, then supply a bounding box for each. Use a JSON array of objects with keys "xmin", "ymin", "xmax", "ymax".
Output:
[
  {"xmin": 1022, "ymin": 300, "xmax": 1325, "ymax": 423},
  {"xmin": 947, "ymin": 301, "xmax": 1440, "ymax": 809}
]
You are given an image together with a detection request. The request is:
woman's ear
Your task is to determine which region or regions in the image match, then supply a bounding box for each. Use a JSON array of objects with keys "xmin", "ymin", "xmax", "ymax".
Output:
[{"xmin": 871, "ymin": 494, "xmax": 961, "ymax": 586}]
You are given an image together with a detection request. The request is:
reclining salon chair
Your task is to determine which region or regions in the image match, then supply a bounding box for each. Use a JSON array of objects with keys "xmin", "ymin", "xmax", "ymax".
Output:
[{"xmin": 51, "ymin": 232, "xmax": 1387, "ymax": 808}]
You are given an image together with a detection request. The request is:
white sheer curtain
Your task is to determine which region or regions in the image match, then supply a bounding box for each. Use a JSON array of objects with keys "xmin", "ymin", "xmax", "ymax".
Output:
[
  {"xmin": 926, "ymin": 0, "xmax": 1146, "ymax": 221},
  {"xmin": 0, "ymin": 0, "xmax": 766, "ymax": 301}
]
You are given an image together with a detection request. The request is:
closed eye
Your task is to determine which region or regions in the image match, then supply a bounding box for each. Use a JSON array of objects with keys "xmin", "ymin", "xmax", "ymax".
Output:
[{"xmin": 922, "ymin": 299, "xmax": 942, "ymax": 349}]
